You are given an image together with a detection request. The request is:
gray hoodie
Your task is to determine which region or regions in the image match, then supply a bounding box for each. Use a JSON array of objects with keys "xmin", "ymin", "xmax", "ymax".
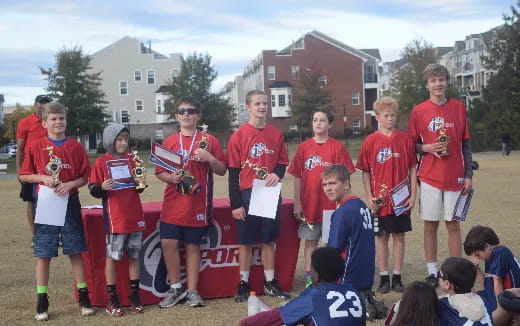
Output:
[{"xmin": 103, "ymin": 123, "xmax": 129, "ymax": 158}]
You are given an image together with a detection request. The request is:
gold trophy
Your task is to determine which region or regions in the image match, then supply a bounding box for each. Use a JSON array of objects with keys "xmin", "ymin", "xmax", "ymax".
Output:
[
  {"xmin": 44, "ymin": 145, "xmax": 62, "ymax": 186},
  {"xmin": 436, "ymin": 122, "xmax": 450, "ymax": 157},
  {"xmin": 371, "ymin": 184, "xmax": 388, "ymax": 214},
  {"xmin": 300, "ymin": 213, "xmax": 314, "ymax": 230},
  {"xmin": 197, "ymin": 123, "xmax": 209, "ymax": 150},
  {"xmin": 132, "ymin": 150, "xmax": 147, "ymax": 190},
  {"xmin": 242, "ymin": 159, "xmax": 268, "ymax": 180}
]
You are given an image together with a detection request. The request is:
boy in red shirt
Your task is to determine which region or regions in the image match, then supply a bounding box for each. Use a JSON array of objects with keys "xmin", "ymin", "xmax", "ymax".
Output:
[
  {"xmin": 288, "ymin": 108, "xmax": 355, "ymax": 288},
  {"xmin": 17, "ymin": 95, "xmax": 50, "ymax": 241},
  {"xmin": 19, "ymin": 102, "xmax": 94, "ymax": 321},
  {"xmin": 356, "ymin": 97, "xmax": 417, "ymax": 293},
  {"xmin": 156, "ymin": 96, "xmax": 226, "ymax": 308},
  {"xmin": 227, "ymin": 90, "xmax": 291, "ymax": 302},
  {"xmin": 407, "ymin": 64, "xmax": 473, "ymax": 287},
  {"xmin": 89, "ymin": 123, "xmax": 146, "ymax": 316}
]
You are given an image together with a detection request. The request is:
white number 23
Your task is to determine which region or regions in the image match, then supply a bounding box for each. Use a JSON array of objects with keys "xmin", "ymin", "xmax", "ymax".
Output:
[{"xmin": 327, "ymin": 290, "xmax": 363, "ymax": 318}]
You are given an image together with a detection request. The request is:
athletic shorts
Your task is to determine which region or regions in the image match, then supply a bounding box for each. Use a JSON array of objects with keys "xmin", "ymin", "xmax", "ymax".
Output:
[
  {"xmin": 20, "ymin": 182, "xmax": 36, "ymax": 202},
  {"xmin": 297, "ymin": 222, "xmax": 322, "ymax": 241},
  {"xmin": 106, "ymin": 232, "xmax": 143, "ymax": 260},
  {"xmin": 376, "ymin": 214, "xmax": 412, "ymax": 235},
  {"xmin": 236, "ymin": 188, "xmax": 281, "ymax": 245},
  {"xmin": 33, "ymin": 194, "xmax": 86, "ymax": 257},
  {"xmin": 159, "ymin": 222, "xmax": 208, "ymax": 245},
  {"xmin": 419, "ymin": 181, "xmax": 462, "ymax": 222}
]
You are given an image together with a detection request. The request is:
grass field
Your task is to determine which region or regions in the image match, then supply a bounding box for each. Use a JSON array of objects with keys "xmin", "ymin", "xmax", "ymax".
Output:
[{"xmin": 0, "ymin": 152, "xmax": 518, "ymax": 325}]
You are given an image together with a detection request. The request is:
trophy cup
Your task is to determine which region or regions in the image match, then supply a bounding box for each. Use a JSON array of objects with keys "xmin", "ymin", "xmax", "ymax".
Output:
[
  {"xmin": 371, "ymin": 184, "xmax": 388, "ymax": 214},
  {"xmin": 132, "ymin": 150, "xmax": 148, "ymax": 190},
  {"xmin": 197, "ymin": 123, "xmax": 209, "ymax": 150},
  {"xmin": 242, "ymin": 159, "xmax": 268, "ymax": 180},
  {"xmin": 436, "ymin": 122, "xmax": 450, "ymax": 157},
  {"xmin": 44, "ymin": 145, "xmax": 62, "ymax": 186}
]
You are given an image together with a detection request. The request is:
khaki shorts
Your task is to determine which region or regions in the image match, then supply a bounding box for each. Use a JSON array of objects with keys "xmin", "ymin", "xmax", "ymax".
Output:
[
  {"xmin": 419, "ymin": 182, "xmax": 462, "ymax": 222},
  {"xmin": 298, "ymin": 223, "xmax": 322, "ymax": 241}
]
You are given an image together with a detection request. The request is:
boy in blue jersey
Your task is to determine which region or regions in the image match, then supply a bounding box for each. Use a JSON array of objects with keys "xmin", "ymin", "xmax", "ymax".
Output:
[
  {"xmin": 439, "ymin": 257, "xmax": 494, "ymax": 326},
  {"xmin": 464, "ymin": 225, "xmax": 520, "ymax": 311},
  {"xmin": 322, "ymin": 164, "xmax": 386, "ymax": 320},
  {"xmin": 239, "ymin": 247, "xmax": 366, "ymax": 326}
]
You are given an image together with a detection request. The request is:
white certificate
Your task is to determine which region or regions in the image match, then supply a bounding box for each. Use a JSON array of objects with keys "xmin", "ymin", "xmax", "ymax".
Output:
[
  {"xmin": 321, "ymin": 210, "xmax": 335, "ymax": 244},
  {"xmin": 248, "ymin": 179, "xmax": 282, "ymax": 219},
  {"xmin": 390, "ymin": 182, "xmax": 410, "ymax": 207},
  {"xmin": 35, "ymin": 185, "xmax": 69, "ymax": 226},
  {"xmin": 110, "ymin": 164, "xmax": 131, "ymax": 179}
]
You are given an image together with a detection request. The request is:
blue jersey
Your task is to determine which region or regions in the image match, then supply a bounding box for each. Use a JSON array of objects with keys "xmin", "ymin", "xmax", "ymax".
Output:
[
  {"xmin": 327, "ymin": 196, "xmax": 375, "ymax": 290},
  {"xmin": 482, "ymin": 245, "xmax": 520, "ymax": 310},
  {"xmin": 280, "ymin": 283, "xmax": 366, "ymax": 326},
  {"xmin": 439, "ymin": 295, "xmax": 494, "ymax": 326}
]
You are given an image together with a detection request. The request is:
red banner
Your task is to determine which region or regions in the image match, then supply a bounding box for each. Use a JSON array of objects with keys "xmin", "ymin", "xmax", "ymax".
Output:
[{"xmin": 80, "ymin": 199, "xmax": 300, "ymax": 306}]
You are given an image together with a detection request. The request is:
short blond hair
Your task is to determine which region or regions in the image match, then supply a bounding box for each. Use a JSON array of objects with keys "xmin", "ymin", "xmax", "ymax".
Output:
[
  {"xmin": 423, "ymin": 64, "xmax": 450, "ymax": 83},
  {"xmin": 374, "ymin": 97, "xmax": 398, "ymax": 116},
  {"xmin": 321, "ymin": 164, "xmax": 351, "ymax": 184},
  {"xmin": 42, "ymin": 102, "xmax": 68, "ymax": 120}
]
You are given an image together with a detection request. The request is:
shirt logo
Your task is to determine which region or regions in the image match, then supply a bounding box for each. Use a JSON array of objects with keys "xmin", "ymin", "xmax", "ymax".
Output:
[
  {"xmin": 428, "ymin": 117, "xmax": 445, "ymax": 132},
  {"xmin": 304, "ymin": 156, "xmax": 332, "ymax": 170},
  {"xmin": 137, "ymin": 221, "xmax": 145, "ymax": 227},
  {"xmin": 249, "ymin": 143, "xmax": 273, "ymax": 158},
  {"xmin": 377, "ymin": 148, "xmax": 392, "ymax": 163},
  {"xmin": 196, "ymin": 214, "xmax": 205, "ymax": 221}
]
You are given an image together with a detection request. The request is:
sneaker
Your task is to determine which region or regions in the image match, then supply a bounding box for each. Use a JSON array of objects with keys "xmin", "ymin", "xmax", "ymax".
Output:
[
  {"xmin": 304, "ymin": 275, "xmax": 313, "ymax": 289},
  {"xmin": 106, "ymin": 295, "xmax": 124, "ymax": 317},
  {"xmin": 129, "ymin": 292, "xmax": 144, "ymax": 314},
  {"xmin": 391, "ymin": 276, "xmax": 404, "ymax": 292},
  {"xmin": 78, "ymin": 288, "xmax": 95, "ymax": 316},
  {"xmin": 158, "ymin": 286, "xmax": 188, "ymax": 308},
  {"xmin": 425, "ymin": 273, "xmax": 439, "ymax": 288},
  {"xmin": 35, "ymin": 293, "xmax": 49, "ymax": 321},
  {"xmin": 377, "ymin": 276, "xmax": 390, "ymax": 294},
  {"xmin": 186, "ymin": 290, "xmax": 206, "ymax": 307},
  {"xmin": 264, "ymin": 279, "xmax": 291, "ymax": 299},
  {"xmin": 234, "ymin": 280, "xmax": 250, "ymax": 303}
]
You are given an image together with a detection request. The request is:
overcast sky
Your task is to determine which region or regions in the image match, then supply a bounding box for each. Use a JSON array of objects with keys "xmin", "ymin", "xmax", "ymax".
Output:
[{"xmin": 0, "ymin": 0, "xmax": 513, "ymax": 106}]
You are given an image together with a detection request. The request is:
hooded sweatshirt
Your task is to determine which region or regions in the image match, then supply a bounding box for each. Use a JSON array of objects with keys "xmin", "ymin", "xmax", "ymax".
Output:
[{"xmin": 89, "ymin": 123, "xmax": 145, "ymax": 234}]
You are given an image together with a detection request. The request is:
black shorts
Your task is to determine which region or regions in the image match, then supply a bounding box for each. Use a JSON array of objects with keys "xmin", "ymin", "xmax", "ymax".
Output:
[
  {"xmin": 236, "ymin": 188, "xmax": 281, "ymax": 245},
  {"xmin": 159, "ymin": 222, "xmax": 208, "ymax": 245},
  {"xmin": 20, "ymin": 182, "xmax": 36, "ymax": 202},
  {"xmin": 376, "ymin": 213, "xmax": 412, "ymax": 235}
]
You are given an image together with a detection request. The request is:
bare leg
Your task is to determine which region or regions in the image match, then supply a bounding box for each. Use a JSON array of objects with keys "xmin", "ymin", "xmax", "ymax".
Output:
[
  {"xmin": 69, "ymin": 254, "xmax": 87, "ymax": 283},
  {"xmin": 128, "ymin": 258, "xmax": 139, "ymax": 280},
  {"xmin": 161, "ymin": 239, "xmax": 180, "ymax": 284},
  {"xmin": 105, "ymin": 257, "xmax": 117, "ymax": 285},
  {"xmin": 261, "ymin": 243, "xmax": 275, "ymax": 271},
  {"xmin": 424, "ymin": 221, "xmax": 439, "ymax": 263},
  {"xmin": 303, "ymin": 240, "xmax": 318, "ymax": 272},
  {"xmin": 36, "ymin": 258, "xmax": 51, "ymax": 287},
  {"xmin": 185, "ymin": 243, "xmax": 201, "ymax": 290},
  {"xmin": 445, "ymin": 221, "xmax": 462, "ymax": 257},
  {"xmin": 392, "ymin": 233, "xmax": 405, "ymax": 272},
  {"xmin": 239, "ymin": 244, "xmax": 253, "ymax": 272},
  {"xmin": 376, "ymin": 233, "xmax": 390, "ymax": 273}
]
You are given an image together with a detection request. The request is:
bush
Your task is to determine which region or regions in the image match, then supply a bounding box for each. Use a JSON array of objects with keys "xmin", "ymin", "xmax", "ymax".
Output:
[{"xmin": 96, "ymin": 142, "xmax": 106, "ymax": 154}]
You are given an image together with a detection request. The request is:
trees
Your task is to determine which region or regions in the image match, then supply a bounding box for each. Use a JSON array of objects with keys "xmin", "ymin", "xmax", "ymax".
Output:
[
  {"xmin": 165, "ymin": 53, "xmax": 234, "ymax": 133},
  {"xmin": 40, "ymin": 46, "xmax": 108, "ymax": 138},
  {"xmin": 469, "ymin": 1, "xmax": 520, "ymax": 151},
  {"xmin": 3, "ymin": 104, "xmax": 32, "ymax": 140}
]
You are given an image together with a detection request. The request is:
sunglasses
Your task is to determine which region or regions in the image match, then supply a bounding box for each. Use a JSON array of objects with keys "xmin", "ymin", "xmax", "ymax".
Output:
[{"xmin": 177, "ymin": 108, "xmax": 199, "ymax": 115}]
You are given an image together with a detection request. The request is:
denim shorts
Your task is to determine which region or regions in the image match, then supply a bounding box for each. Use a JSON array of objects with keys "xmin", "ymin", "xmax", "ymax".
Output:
[
  {"xmin": 33, "ymin": 194, "xmax": 86, "ymax": 258},
  {"xmin": 106, "ymin": 232, "xmax": 143, "ymax": 261}
]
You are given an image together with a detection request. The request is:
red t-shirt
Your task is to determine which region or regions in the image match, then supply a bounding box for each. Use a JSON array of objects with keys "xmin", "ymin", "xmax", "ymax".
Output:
[
  {"xmin": 17, "ymin": 113, "xmax": 47, "ymax": 153},
  {"xmin": 407, "ymin": 98, "xmax": 470, "ymax": 191},
  {"xmin": 90, "ymin": 153, "xmax": 145, "ymax": 234},
  {"xmin": 155, "ymin": 131, "xmax": 226, "ymax": 227},
  {"xmin": 227, "ymin": 123, "xmax": 289, "ymax": 191},
  {"xmin": 356, "ymin": 130, "xmax": 416, "ymax": 217},
  {"xmin": 288, "ymin": 137, "xmax": 355, "ymax": 223},
  {"xmin": 20, "ymin": 137, "xmax": 90, "ymax": 195}
]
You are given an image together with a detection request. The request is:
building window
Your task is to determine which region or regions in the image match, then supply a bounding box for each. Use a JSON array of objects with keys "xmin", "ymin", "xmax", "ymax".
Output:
[
  {"xmin": 271, "ymin": 95, "xmax": 276, "ymax": 107},
  {"xmin": 319, "ymin": 75, "xmax": 327, "ymax": 88},
  {"xmin": 239, "ymin": 104, "xmax": 246, "ymax": 112},
  {"xmin": 134, "ymin": 70, "xmax": 142, "ymax": 82},
  {"xmin": 291, "ymin": 65, "xmax": 299, "ymax": 80},
  {"xmin": 366, "ymin": 64, "xmax": 375, "ymax": 82},
  {"xmin": 147, "ymin": 70, "xmax": 156, "ymax": 85},
  {"xmin": 119, "ymin": 81, "xmax": 128, "ymax": 96},
  {"xmin": 353, "ymin": 120, "xmax": 361, "ymax": 135},
  {"xmin": 171, "ymin": 69, "xmax": 179, "ymax": 78},
  {"xmin": 352, "ymin": 92, "xmax": 360, "ymax": 105},
  {"xmin": 135, "ymin": 99, "xmax": 143, "ymax": 111},
  {"xmin": 279, "ymin": 94, "xmax": 286, "ymax": 107},
  {"xmin": 268, "ymin": 66, "xmax": 276, "ymax": 80},
  {"xmin": 288, "ymin": 94, "xmax": 292, "ymax": 107},
  {"xmin": 157, "ymin": 99, "xmax": 162, "ymax": 114},
  {"xmin": 121, "ymin": 110, "xmax": 129, "ymax": 123}
]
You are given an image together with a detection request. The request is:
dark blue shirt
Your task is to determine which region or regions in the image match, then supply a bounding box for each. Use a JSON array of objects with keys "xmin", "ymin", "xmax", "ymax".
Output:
[
  {"xmin": 439, "ymin": 295, "xmax": 494, "ymax": 325},
  {"xmin": 482, "ymin": 245, "xmax": 520, "ymax": 310}
]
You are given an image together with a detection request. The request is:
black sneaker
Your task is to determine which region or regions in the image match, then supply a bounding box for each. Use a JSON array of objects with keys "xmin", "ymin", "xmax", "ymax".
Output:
[
  {"xmin": 264, "ymin": 279, "xmax": 291, "ymax": 299},
  {"xmin": 35, "ymin": 293, "xmax": 49, "ymax": 321},
  {"xmin": 78, "ymin": 288, "xmax": 95, "ymax": 316},
  {"xmin": 425, "ymin": 273, "xmax": 439, "ymax": 288},
  {"xmin": 391, "ymin": 275, "xmax": 404, "ymax": 292},
  {"xmin": 234, "ymin": 280, "xmax": 250, "ymax": 303},
  {"xmin": 377, "ymin": 275, "xmax": 390, "ymax": 294}
]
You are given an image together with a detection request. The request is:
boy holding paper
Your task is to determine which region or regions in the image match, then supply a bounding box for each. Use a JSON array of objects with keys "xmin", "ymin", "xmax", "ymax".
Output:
[
  {"xmin": 88, "ymin": 123, "xmax": 146, "ymax": 316},
  {"xmin": 356, "ymin": 97, "xmax": 417, "ymax": 293},
  {"xmin": 19, "ymin": 102, "xmax": 94, "ymax": 321},
  {"xmin": 288, "ymin": 108, "xmax": 355, "ymax": 288},
  {"xmin": 227, "ymin": 90, "xmax": 290, "ymax": 303}
]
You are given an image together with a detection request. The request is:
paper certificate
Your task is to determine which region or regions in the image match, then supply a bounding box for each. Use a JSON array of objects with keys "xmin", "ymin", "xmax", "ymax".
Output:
[
  {"xmin": 248, "ymin": 179, "xmax": 282, "ymax": 219},
  {"xmin": 389, "ymin": 178, "xmax": 410, "ymax": 216},
  {"xmin": 149, "ymin": 141, "xmax": 183, "ymax": 173},
  {"xmin": 106, "ymin": 159, "xmax": 135, "ymax": 190},
  {"xmin": 35, "ymin": 185, "xmax": 68, "ymax": 226},
  {"xmin": 321, "ymin": 210, "xmax": 335, "ymax": 244},
  {"xmin": 453, "ymin": 189, "xmax": 475, "ymax": 222}
]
